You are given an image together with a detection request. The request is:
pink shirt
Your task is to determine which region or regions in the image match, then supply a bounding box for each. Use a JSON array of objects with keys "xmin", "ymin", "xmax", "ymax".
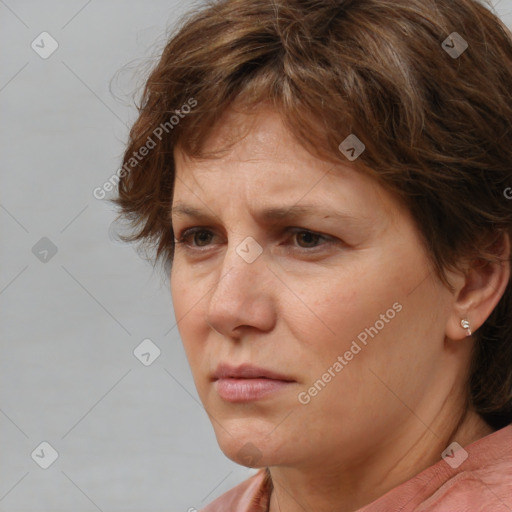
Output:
[{"xmin": 200, "ymin": 424, "xmax": 512, "ymax": 511}]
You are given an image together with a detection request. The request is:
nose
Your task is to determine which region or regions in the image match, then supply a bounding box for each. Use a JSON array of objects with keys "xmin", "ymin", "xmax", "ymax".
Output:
[{"xmin": 205, "ymin": 239, "xmax": 276, "ymax": 338}]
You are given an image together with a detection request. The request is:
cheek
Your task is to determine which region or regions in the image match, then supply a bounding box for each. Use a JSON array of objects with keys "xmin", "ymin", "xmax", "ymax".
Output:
[
  {"xmin": 287, "ymin": 249, "xmax": 433, "ymax": 388},
  {"xmin": 287, "ymin": 264, "xmax": 400, "ymax": 355},
  {"xmin": 170, "ymin": 267, "xmax": 207, "ymax": 353},
  {"xmin": 299, "ymin": 264, "xmax": 449, "ymax": 410},
  {"xmin": 170, "ymin": 260, "xmax": 204, "ymax": 318}
]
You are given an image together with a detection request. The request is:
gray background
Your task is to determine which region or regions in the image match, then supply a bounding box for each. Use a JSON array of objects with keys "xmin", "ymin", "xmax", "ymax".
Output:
[{"xmin": 1, "ymin": 1, "xmax": 511, "ymax": 511}]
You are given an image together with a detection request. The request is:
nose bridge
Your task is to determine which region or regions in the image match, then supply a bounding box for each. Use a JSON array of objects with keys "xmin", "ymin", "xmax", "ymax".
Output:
[
  {"xmin": 211, "ymin": 235, "xmax": 265, "ymax": 303},
  {"xmin": 205, "ymin": 235, "xmax": 272, "ymax": 332}
]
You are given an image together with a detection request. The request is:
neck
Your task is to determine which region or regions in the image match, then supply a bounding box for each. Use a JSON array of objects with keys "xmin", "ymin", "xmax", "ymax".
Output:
[{"xmin": 267, "ymin": 409, "xmax": 494, "ymax": 512}]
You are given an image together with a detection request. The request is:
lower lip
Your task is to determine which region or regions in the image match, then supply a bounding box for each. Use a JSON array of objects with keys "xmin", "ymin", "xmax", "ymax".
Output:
[{"xmin": 215, "ymin": 378, "xmax": 294, "ymax": 402}]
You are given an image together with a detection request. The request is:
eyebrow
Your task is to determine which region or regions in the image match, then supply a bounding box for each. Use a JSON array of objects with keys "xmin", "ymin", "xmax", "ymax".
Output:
[{"xmin": 170, "ymin": 203, "xmax": 364, "ymax": 226}]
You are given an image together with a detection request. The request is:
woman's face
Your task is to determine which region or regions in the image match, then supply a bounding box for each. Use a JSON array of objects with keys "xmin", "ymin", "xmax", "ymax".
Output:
[{"xmin": 170, "ymin": 106, "xmax": 463, "ymax": 470}]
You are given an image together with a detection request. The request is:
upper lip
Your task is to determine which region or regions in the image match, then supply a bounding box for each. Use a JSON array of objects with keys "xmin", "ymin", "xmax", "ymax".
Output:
[{"xmin": 213, "ymin": 363, "xmax": 295, "ymax": 382}]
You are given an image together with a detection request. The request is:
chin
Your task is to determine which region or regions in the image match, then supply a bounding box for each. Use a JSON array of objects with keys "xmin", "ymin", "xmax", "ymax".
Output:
[{"xmin": 212, "ymin": 423, "xmax": 282, "ymax": 468}]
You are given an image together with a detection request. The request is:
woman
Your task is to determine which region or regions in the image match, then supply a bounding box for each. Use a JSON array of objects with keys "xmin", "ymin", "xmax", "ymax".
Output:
[{"xmin": 113, "ymin": 0, "xmax": 512, "ymax": 510}]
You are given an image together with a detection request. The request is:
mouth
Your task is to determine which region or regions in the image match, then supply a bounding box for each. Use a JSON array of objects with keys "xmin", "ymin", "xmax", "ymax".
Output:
[{"xmin": 212, "ymin": 363, "xmax": 296, "ymax": 402}]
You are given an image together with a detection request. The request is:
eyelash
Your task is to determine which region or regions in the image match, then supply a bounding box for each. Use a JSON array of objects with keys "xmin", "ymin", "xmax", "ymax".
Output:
[{"xmin": 174, "ymin": 227, "xmax": 335, "ymax": 253}]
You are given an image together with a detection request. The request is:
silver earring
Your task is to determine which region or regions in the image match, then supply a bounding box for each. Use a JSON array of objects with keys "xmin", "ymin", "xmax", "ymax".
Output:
[{"xmin": 461, "ymin": 319, "xmax": 472, "ymax": 337}]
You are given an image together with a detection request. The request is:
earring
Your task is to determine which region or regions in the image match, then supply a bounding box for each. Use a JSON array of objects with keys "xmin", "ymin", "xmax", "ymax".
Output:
[{"xmin": 461, "ymin": 319, "xmax": 472, "ymax": 337}]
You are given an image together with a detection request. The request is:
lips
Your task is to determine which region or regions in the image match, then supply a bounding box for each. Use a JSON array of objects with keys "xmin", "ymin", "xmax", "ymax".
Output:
[
  {"xmin": 212, "ymin": 363, "xmax": 296, "ymax": 402},
  {"xmin": 212, "ymin": 363, "xmax": 295, "ymax": 382}
]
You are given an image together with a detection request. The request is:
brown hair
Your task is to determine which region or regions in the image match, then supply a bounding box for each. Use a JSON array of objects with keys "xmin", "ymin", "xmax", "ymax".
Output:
[{"xmin": 112, "ymin": 0, "xmax": 512, "ymax": 429}]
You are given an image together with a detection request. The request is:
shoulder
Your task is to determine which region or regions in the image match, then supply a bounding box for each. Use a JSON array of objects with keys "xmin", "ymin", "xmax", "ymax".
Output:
[
  {"xmin": 415, "ymin": 424, "xmax": 512, "ymax": 512},
  {"xmin": 419, "ymin": 424, "xmax": 512, "ymax": 512},
  {"xmin": 199, "ymin": 469, "xmax": 269, "ymax": 512},
  {"xmin": 359, "ymin": 424, "xmax": 512, "ymax": 512}
]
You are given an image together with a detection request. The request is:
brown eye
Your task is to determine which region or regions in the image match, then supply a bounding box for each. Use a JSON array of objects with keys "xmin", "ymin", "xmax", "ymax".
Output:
[
  {"xmin": 295, "ymin": 230, "xmax": 323, "ymax": 248},
  {"xmin": 192, "ymin": 230, "xmax": 213, "ymax": 246},
  {"xmin": 175, "ymin": 228, "xmax": 216, "ymax": 247}
]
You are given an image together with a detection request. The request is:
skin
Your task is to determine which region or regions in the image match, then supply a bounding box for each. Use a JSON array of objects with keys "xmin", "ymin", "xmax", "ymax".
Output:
[{"xmin": 169, "ymin": 105, "xmax": 509, "ymax": 512}]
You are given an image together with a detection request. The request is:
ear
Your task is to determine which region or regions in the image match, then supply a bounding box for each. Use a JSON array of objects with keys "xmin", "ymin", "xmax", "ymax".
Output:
[{"xmin": 445, "ymin": 232, "xmax": 511, "ymax": 341}]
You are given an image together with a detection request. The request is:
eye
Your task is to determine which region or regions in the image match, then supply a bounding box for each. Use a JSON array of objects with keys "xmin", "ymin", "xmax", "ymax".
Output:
[
  {"xmin": 290, "ymin": 228, "xmax": 328, "ymax": 249},
  {"xmin": 175, "ymin": 227, "xmax": 215, "ymax": 248},
  {"xmin": 174, "ymin": 227, "xmax": 334, "ymax": 252}
]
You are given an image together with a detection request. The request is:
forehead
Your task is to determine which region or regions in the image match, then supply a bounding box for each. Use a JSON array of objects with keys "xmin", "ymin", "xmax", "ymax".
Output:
[{"xmin": 172, "ymin": 107, "xmax": 405, "ymax": 227}]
